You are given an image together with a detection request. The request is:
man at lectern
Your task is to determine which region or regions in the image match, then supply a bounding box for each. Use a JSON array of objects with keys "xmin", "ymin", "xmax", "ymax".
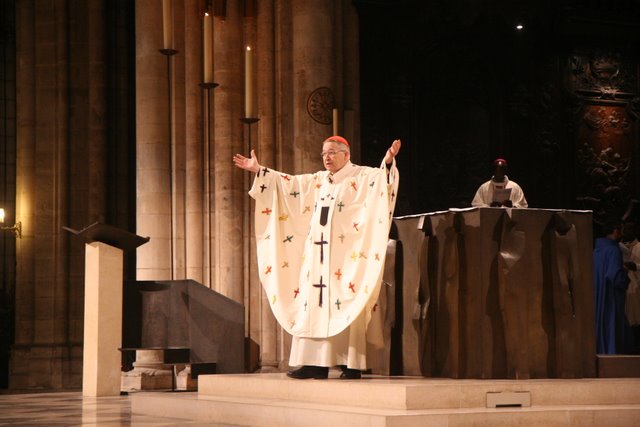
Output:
[
  {"xmin": 471, "ymin": 158, "xmax": 528, "ymax": 208},
  {"xmin": 234, "ymin": 136, "xmax": 400, "ymax": 379}
]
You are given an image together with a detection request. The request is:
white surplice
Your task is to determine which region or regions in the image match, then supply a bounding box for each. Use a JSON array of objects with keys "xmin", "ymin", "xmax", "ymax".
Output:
[{"xmin": 471, "ymin": 175, "xmax": 528, "ymax": 208}]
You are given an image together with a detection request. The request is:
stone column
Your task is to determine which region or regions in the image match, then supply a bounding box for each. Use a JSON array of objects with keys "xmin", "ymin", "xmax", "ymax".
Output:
[
  {"xmin": 254, "ymin": 0, "xmax": 280, "ymax": 372},
  {"xmin": 133, "ymin": 0, "xmax": 174, "ymax": 390},
  {"xmin": 14, "ymin": 0, "xmax": 73, "ymax": 390},
  {"xmin": 136, "ymin": 0, "xmax": 173, "ymax": 281},
  {"xmin": 291, "ymin": 1, "xmax": 334, "ymax": 172},
  {"xmin": 13, "ymin": 0, "xmax": 113, "ymax": 389},
  {"xmin": 121, "ymin": 349, "xmax": 172, "ymax": 391},
  {"xmin": 342, "ymin": 1, "xmax": 361, "ymax": 161},
  {"xmin": 184, "ymin": 1, "xmax": 205, "ymax": 285},
  {"xmin": 211, "ymin": 2, "xmax": 244, "ymax": 303}
]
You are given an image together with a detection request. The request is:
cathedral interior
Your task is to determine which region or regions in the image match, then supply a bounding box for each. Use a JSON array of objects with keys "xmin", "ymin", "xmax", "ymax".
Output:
[{"xmin": 0, "ymin": 0, "xmax": 639, "ymax": 392}]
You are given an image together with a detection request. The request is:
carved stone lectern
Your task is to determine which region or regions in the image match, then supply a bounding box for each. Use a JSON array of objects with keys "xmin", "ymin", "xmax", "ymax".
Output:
[{"xmin": 64, "ymin": 222, "xmax": 149, "ymax": 397}]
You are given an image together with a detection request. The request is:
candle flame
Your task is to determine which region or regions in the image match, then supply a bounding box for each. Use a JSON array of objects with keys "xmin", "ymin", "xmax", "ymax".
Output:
[
  {"xmin": 205, "ymin": 12, "xmax": 209, "ymax": 17},
  {"xmin": 247, "ymin": 46, "xmax": 251, "ymax": 51}
]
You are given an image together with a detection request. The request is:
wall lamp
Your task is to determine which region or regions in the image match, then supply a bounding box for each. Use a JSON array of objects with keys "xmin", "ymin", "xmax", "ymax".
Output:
[{"xmin": 0, "ymin": 208, "xmax": 22, "ymax": 239}]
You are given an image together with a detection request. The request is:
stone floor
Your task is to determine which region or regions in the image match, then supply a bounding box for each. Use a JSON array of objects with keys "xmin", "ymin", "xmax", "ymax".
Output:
[{"xmin": 0, "ymin": 390, "xmax": 231, "ymax": 426}]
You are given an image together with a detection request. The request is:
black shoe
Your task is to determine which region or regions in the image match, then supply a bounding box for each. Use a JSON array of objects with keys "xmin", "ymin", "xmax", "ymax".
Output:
[
  {"xmin": 286, "ymin": 365, "xmax": 329, "ymax": 379},
  {"xmin": 338, "ymin": 366, "xmax": 362, "ymax": 379}
]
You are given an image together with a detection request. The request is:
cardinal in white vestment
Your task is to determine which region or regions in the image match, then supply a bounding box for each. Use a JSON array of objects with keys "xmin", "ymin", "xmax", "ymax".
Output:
[{"xmin": 233, "ymin": 136, "xmax": 400, "ymax": 379}]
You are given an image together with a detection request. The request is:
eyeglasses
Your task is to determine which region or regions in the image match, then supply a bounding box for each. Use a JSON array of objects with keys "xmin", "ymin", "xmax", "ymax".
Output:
[{"xmin": 320, "ymin": 150, "xmax": 347, "ymax": 158}]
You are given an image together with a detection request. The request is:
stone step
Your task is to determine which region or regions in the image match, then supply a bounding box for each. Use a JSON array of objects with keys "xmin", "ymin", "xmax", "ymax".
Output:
[
  {"xmin": 196, "ymin": 372, "xmax": 640, "ymax": 410},
  {"xmin": 131, "ymin": 391, "xmax": 640, "ymax": 427},
  {"xmin": 131, "ymin": 373, "xmax": 640, "ymax": 426}
]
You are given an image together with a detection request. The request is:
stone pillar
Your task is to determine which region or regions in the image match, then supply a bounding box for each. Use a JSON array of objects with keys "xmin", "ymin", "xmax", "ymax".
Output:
[
  {"xmin": 171, "ymin": 0, "xmax": 187, "ymax": 281},
  {"xmin": 184, "ymin": 1, "xmax": 205, "ymax": 285},
  {"xmin": 136, "ymin": 0, "xmax": 172, "ymax": 281},
  {"xmin": 12, "ymin": 0, "xmax": 108, "ymax": 390},
  {"xmin": 133, "ymin": 0, "xmax": 175, "ymax": 390},
  {"xmin": 291, "ymin": 1, "xmax": 334, "ymax": 172},
  {"xmin": 121, "ymin": 349, "xmax": 172, "ymax": 391},
  {"xmin": 211, "ymin": 2, "xmax": 245, "ymax": 303},
  {"xmin": 342, "ymin": 1, "xmax": 361, "ymax": 161},
  {"xmin": 254, "ymin": 0, "xmax": 280, "ymax": 371}
]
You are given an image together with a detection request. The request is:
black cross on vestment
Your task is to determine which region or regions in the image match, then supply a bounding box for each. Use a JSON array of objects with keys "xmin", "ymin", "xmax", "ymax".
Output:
[
  {"xmin": 313, "ymin": 276, "xmax": 327, "ymax": 307},
  {"xmin": 314, "ymin": 232, "xmax": 328, "ymax": 264}
]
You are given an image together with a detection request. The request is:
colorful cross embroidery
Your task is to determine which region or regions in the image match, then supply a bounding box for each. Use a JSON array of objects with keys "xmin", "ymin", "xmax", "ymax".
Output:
[
  {"xmin": 335, "ymin": 299, "xmax": 342, "ymax": 310},
  {"xmin": 349, "ymin": 282, "xmax": 356, "ymax": 293},
  {"xmin": 279, "ymin": 214, "xmax": 288, "ymax": 221},
  {"xmin": 289, "ymin": 320, "xmax": 296, "ymax": 328},
  {"xmin": 290, "ymin": 191, "xmax": 300, "ymax": 198},
  {"xmin": 281, "ymin": 174, "xmax": 291, "ymax": 181},
  {"xmin": 375, "ymin": 253, "xmax": 380, "ymax": 261},
  {"xmin": 265, "ymin": 266, "xmax": 272, "ymax": 274},
  {"xmin": 314, "ymin": 232, "xmax": 328, "ymax": 264},
  {"xmin": 338, "ymin": 233, "xmax": 345, "ymax": 243},
  {"xmin": 334, "ymin": 269, "xmax": 342, "ymax": 280},
  {"xmin": 337, "ymin": 201, "xmax": 345, "ymax": 212},
  {"xmin": 350, "ymin": 252, "xmax": 358, "ymax": 261},
  {"xmin": 261, "ymin": 208, "xmax": 272, "ymax": 215},
  {"xmin": 261, "ymin": 167, "xmax": 270, "ymax": 176},
  {"xmin": 303, "ymin": 206, "xmax": 311, "ymax": 213},
  {"xmin": 282, "ymin": 261, "xmax": 289, "ymax": 268},
  {"xmin": 272, "ymin": 295, "xmax": 276, "ymax": 304},
  {"xmin": 293, "ymin": 288, "xmax": 300, "ymax": 298},
  {"xmin": 350, "ymin": 180, "xmax": 358, "ymax": 191},
  {"xmin": 264, "ymin": 234, "xmax": 271, "ymax": 240},
  {"xmin": 353, "ymin": 222, "xmax": 359, "ymax": 231},
  {"xmin": 315, "ymin": 183, "xmax": 322, "ymax": 189},
  {"xmin": 283, "ymin": 235, "xmax": 293, "ymax": 243},
  {"xmin": 313, "ymin": 276, "xmax": 327, "ymax": 307},
  {"xmin": 260, "ymin": 184, "xmax": 267, "ymax": 193},
  {"xmin": 359, "ymin": 251, "xmax": 367, "ymax": 259}
]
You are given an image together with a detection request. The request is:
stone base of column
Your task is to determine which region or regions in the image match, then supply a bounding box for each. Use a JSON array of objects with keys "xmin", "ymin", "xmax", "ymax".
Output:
[{"xmin": 120, "ymin": 349, "xmax": 173, "ymax": 391}]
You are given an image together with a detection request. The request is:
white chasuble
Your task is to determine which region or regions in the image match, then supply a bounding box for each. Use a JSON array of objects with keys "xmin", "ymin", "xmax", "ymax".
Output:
[{"xmin": 249, "ymin": 160, "xmax": 399, "ymax": 339}]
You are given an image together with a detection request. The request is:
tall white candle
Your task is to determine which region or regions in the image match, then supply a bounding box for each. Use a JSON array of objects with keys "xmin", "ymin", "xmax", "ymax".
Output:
[
  {"xmin": 245, "ymin": 46, "xmax": 253, "ymax": 118},
  {"xmin": 163, "ymin": 0, "xmax": 172, "ymax": 49},
  {"xmin": 332, "ymin": 108, "xmax": 339, "ymax": 135},
  {"xmin": 203, "ymin": 13, "xmax": 213, "ymax": 82}
]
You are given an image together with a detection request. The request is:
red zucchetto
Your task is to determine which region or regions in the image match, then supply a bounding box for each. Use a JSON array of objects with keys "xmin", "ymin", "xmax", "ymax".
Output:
[{"xmin": 324, "ymin": 135, "xmax": 350, "ymax": 147}]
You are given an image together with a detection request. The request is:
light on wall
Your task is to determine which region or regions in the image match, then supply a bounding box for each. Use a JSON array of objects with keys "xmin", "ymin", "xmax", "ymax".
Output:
[{"xmin": 0, "ymin": 208, "xmax": 22, "ymax": 239}]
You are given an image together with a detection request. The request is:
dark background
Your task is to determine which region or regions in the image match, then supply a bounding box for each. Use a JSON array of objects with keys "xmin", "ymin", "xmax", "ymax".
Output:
[{"xmin": 357, "ymin": 0, "xmax": 640, "ymax": 221}]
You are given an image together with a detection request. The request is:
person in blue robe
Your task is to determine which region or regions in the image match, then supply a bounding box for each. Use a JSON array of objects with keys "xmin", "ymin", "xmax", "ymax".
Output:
[{"xmin": 593, "ymin": 221, "xmax": 631, "ymax": 354}]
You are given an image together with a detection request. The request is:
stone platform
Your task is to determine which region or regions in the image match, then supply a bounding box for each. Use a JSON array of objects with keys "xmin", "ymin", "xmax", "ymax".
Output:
[{"xmin": 130, "ymin": 372, "xmax": 640, "ymax": 426}]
